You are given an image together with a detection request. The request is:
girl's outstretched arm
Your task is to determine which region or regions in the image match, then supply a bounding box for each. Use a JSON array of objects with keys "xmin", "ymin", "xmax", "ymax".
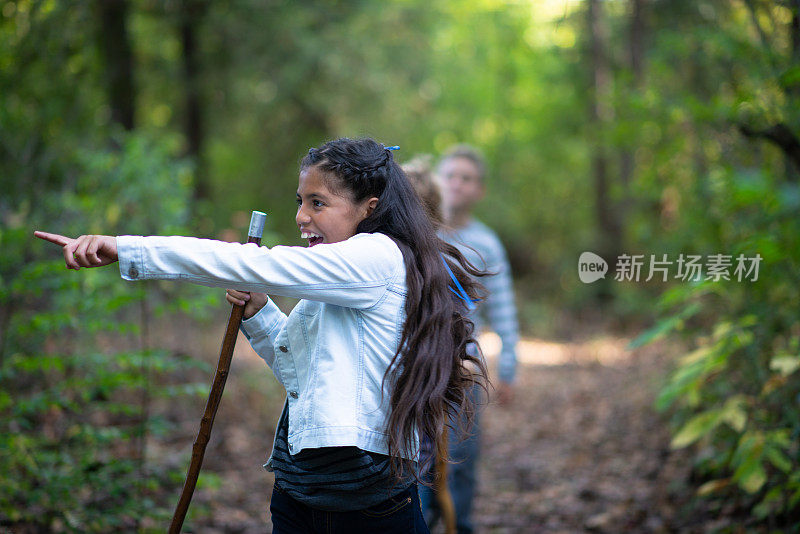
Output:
[
  {"xmin": 36, "ymin": 231, "xmax": 402, "ymax": 309},
  {"xmin": 34, "ymin": 232, "xmax": 118, "ymax": 270},
  {"xmin": 115, "ymin": 233, "xmax": 402, "ymax": 309}
]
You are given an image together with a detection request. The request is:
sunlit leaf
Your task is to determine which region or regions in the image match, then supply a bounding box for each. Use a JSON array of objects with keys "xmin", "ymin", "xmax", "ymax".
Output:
[{"xmin": 671, "ymin": 409, "xmax": 723, "ymax": 449}]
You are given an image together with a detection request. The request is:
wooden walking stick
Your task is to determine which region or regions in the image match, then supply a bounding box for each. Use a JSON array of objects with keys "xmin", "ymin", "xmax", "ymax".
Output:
[
  {"xmin": 169, "ymin": 210, "xmax": 267, "ymax": 533},
  {"xmin": 434, "ymin": 429, "xmax": 457, "ymax": 534}
]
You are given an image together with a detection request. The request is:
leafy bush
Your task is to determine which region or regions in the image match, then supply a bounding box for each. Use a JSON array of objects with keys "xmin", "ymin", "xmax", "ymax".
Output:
[
  {"xmin": 0, "ymin": 132, "xmax": 216, "ymax": 532},
  {"xmin": 634, "ymin": 167, "xmax": 800, "ymax": 525}
]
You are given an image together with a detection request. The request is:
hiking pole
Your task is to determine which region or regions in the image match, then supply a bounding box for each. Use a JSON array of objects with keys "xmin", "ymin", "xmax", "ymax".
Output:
[
  {"xmin": 435, "ymin": 429, "xmax": 457, "ymax": 534},
  {"xmin": 169, "ymin": 210, "xmax": 267, "ymax": 534}
]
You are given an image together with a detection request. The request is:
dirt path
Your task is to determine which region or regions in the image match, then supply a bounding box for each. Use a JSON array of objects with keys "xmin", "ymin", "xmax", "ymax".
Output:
[
  {"xmin": 470, "ymin": 334, "xmax": 691, "ymax": 533},
  {"xmin": 181, "ymin": 328, "xmax": 697, "ymax": 533}
]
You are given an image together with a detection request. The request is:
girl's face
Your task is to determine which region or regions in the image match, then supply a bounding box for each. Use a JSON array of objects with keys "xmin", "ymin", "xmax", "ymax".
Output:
[{"xmin": 296, "ymin": 165, "xmax": 379, "ymax": 247}]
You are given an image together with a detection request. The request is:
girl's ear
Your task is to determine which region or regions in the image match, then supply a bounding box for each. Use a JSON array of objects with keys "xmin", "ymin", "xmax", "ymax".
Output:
[{"xmin": 364, "ymin": 197, "xmax": 379, "ymax": 218}]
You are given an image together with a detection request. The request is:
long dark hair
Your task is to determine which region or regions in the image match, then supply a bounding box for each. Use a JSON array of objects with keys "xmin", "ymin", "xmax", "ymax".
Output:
[{"xmin": 301, "ymin": 137, "xmax": 490, "ymax": 484}]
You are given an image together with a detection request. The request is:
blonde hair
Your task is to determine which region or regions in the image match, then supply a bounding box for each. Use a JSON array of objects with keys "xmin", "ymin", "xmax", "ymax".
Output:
[{"xmin": 402, "ymin": 155, "xmax": 443, "ymax": 227}]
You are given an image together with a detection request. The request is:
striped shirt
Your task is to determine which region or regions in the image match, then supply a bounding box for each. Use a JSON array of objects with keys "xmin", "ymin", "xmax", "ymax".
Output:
[
  {"xmin": 266, "ymin": 399, "xmax": 417, "ymax": 511},
  {"xmin": 439, "ymin": 218, "xmax": 520, "ymax": 384}
]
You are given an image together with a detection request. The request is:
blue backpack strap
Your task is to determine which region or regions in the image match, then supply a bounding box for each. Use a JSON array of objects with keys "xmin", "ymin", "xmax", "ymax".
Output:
[{"xmin": 442, "ymin": 255, "xmax": 479, "ymax": 311}]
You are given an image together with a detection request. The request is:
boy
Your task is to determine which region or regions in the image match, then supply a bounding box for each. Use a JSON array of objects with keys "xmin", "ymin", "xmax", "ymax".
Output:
[{"xmin": 420, "ymin": 145, "xmax": 520, "ymax": 534}]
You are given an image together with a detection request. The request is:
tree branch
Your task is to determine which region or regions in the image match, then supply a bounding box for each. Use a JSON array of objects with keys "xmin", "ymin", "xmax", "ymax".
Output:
[{"xmin": 738, "ymin": 122, "xmax": 800, "ymax": 179}]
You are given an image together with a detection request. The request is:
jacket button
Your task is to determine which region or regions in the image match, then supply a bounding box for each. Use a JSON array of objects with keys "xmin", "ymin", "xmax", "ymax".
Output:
[
  {"xmin": 289, "ymin": 391, "xmax": 298, "ymax": 399},
  {"xmin": 128, "ymin": 266, "xmax": 139, "ymax": 278},
  {"xmin": 279, "ymin": 345, "xmax": 288, "ymax": 352}
]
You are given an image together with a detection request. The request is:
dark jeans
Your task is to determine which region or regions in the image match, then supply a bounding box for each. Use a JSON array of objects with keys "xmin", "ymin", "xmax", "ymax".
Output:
[{"xmin": 270, "ymin": 483, "xmax": 430, "ymax": 534}]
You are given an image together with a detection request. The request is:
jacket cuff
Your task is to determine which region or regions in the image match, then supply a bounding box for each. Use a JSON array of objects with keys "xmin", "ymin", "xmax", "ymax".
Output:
[
  {"xmin": 240, "ymin": 300, "xmax": 284, "ymax": 342},
  {"xmin": 117, "ymin": 235, "xmax": 145, "ymax": 281}
]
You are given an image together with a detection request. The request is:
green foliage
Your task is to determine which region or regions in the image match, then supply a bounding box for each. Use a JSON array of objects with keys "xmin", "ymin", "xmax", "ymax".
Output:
[
  {"xmin": 647, "ymin": 168, "xmax": 800, "ymax": 523},
  {"xmin": 4, "ymin": 0, "xmax": 800, "ymax": 529},
  {"xmin": 610, "ymin": 1, "xmax": 800, "ymax": 526},
  {"xmin": 0, "ymin": 130, "xmax": 214, "ymax": 531}
]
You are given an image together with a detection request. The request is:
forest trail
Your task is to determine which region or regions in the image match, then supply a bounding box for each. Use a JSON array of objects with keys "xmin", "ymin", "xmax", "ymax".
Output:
[
  {"xmin": 184, "ymin": 328, "xmax": 697, "ymax": 533},
  {"xmin": 469, "ymin": 334, "xmax": 693, "ymax": 534}
]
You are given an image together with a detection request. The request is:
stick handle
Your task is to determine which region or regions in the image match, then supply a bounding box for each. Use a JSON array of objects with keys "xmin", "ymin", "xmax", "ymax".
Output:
[{"xmin": 169, "ymin": 211, "xmax": 266, "ymax": 533}]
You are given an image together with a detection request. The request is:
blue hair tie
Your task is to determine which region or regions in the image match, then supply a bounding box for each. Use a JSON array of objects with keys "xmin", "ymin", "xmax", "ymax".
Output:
[
  {"xmin": 384, "ymin": 145, "xmax": 400, "ymax": 151},
  {"xmin": 441, "ymin": 255, "xmax": 479, "ymax": 311}
]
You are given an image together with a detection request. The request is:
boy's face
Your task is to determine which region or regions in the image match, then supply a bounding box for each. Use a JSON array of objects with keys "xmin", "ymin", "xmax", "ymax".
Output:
[
  {"xmin": 295, "ymin": 165, "xmax": 377, "ymax": 247},
  {"xmin": 438, "ymin": 156, "xmax": 485, "ymax": 215}
]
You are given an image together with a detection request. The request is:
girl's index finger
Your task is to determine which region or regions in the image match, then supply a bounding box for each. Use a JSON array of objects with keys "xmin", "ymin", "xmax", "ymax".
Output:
[{"xmin": 34, "ymin": 231, "xmax": 73, "ymax": 247}]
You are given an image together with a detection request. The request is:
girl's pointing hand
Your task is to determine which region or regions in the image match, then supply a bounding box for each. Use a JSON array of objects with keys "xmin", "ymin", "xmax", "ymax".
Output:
[{"xmin": 34, "ymin": 231, "xmax": 118, "ymax": 270}]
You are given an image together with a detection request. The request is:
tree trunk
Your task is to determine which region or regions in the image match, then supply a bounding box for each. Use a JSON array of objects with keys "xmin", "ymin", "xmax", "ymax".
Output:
[
  {"xmin": 618, "ymin": 0, "xmax": 645, "ymax": 242},
  {"xmin": 792, "ymin": 0, "xmax": 800, "ymax": 67},
  {"xmin": 588, "ymin": 0, "xmax": 621, "ymax": 298},
  {"xmin": 737, "ymin": 2, "xmax": 800, "ymax": 180},
  {"xmin": 96, "ymin": 0, "xmax": 135, "ymax": 131},
  {"xmin": 788, "ymin": 0, "xmax": 800, "ymax": 181},
  {"xmin": 180, "ymin": 0, "xmax": 209, "ymax": 202}
]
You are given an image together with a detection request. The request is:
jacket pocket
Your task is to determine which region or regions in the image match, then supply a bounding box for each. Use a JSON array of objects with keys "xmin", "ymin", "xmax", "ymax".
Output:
[{"xmin": 297, "ymin": 300, "xmax": 322, "ymax": 316}]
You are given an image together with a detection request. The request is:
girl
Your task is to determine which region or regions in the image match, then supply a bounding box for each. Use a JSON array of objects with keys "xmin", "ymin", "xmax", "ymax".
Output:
[{"xmin": 35, "ymin": 137, "xmax": 489, "ymax": 533}]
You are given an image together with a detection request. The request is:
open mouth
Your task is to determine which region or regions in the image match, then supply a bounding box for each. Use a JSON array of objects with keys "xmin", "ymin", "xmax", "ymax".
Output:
[{"xmin": 301, "ymin": 231, "xmax": 324, "ymax": 247}]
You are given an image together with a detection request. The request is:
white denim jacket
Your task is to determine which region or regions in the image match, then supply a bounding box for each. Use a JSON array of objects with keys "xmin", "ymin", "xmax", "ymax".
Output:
[{"xmin": 116, "ymin": 232, "xmax": 416, "ymax": 461}]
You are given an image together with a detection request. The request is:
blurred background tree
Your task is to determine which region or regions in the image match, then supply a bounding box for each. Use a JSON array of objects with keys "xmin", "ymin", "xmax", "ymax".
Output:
[{"xmin": 2, "ymin": 0, "xmax": 799, "ymax": 530}]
